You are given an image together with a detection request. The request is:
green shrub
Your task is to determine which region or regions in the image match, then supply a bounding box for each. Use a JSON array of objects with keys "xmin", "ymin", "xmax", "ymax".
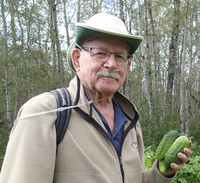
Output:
[
  {"xmin": 144, "ymin": 146, "xmax": 155, "ymax": 170},
  {"xmin": 0, "ymin": 125, "xmax": 10, "ymax": 170},
  {"xmin": 171, "ymin": 156, "xmax": 200, "ymax": 183},
  {"xmin": 144, "ymin": 142, "xmax": 200, "ymax": 183}
]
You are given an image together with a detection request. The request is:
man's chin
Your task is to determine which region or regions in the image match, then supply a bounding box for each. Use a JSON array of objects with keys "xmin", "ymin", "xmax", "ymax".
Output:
[{"xmin": 97, "ymin": 85, "xmax": 118, "ymax": 95}]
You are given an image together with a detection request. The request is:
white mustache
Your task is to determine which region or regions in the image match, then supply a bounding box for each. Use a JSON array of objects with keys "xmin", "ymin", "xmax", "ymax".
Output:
[{"xmin": 96, "ymin": 70, "xmax": 120, "ymax": 80}]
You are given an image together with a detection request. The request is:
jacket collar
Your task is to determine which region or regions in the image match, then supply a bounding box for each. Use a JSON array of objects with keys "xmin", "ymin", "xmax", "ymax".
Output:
[{"xmin": 68, "ymin": 76, "xmax": 139, "ymax": 122}]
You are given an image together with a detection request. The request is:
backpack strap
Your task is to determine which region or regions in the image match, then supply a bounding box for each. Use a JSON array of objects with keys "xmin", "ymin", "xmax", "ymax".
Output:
[{"xmin": 50, "ymin": 88, "xmax": 71, "ymax": 147}]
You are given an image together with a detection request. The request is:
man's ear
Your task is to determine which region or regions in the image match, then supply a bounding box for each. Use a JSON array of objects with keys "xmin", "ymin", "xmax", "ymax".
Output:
[
  {"xmin": 71, "ymin": 49, "xmax": 81, "ymax": 72},
  {"xmin": 125, "ymin": 60, "xmax": 131, "ymax": 73},
  {"xmin": 127, "ymin": 60, "xmax": 131, "ymax": 70}
]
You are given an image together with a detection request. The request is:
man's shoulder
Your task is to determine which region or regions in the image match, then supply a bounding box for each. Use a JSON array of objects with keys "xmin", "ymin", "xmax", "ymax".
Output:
[
  {"xmin": 19, "ymin": 92, "xmax": 57, "ymax": 115},
  {"xmin": 25, "ymin": 92, "xmax": 55, "ymax": 105}
]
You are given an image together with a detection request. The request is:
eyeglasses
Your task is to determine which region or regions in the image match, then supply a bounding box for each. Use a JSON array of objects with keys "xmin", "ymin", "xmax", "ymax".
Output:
[{"xmin": 76, "ymin": 44, "xmax": 132, "ymax": 66}]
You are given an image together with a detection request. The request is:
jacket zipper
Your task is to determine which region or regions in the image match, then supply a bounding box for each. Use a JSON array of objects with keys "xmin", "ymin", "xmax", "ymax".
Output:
[
  {"xmin": 75, "ymin": 107, "xmax": 125, "ymax": 182},
  {"xmin": 92, "ymin": 118, "xmax": 138, "ymax": 183},
  {"xmin": 73, "ymin": 105, "xmax": 137, "ymax": 183},
  {"xmin": 119, "ymin": 156, "xmax": 125, "ymax": 183},
  {"xmin": 96, "ymin": 125, "xmax": 125, "ymax": 183}
]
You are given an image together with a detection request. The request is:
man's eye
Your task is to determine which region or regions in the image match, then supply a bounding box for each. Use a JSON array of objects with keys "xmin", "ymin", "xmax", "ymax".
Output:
[
  {"xmin": 97, "ymin": 51, "xmax": 106, "ymax": 55},
  {"xmin": 116, "ymin": 54, "xmax": 125, "ymax": 61},
  {"xmin": 95, "ymin": 51, "xmax": 107, "ymax": 56}
]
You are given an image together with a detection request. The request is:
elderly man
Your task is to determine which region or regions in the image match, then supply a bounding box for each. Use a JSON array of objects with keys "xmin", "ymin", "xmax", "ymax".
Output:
[{"xmin": 0, "ymin": 13, "xmax": 190, "ymax": 183}]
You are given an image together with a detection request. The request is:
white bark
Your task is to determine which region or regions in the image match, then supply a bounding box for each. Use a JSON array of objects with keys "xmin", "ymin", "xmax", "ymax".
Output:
[
  {"xmin": 180, "ymin": 2, "xmax": 188, "ymax": 133},
  {"xmin": 1, "ymin": 0, "xmax": 12, "ymax": 125},
  {"xmin": 137, "ymin": 0, "xmax": 153, "ymax": 121},
  {"xmin": 185, "ymin": 87, "xmax": 190, "ymax": 134}
]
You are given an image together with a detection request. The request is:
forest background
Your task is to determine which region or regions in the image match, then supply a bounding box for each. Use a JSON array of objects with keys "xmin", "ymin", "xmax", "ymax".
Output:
[{"xmin": 0, "ymin": 0, "xmax": 200, "ymax": 182}]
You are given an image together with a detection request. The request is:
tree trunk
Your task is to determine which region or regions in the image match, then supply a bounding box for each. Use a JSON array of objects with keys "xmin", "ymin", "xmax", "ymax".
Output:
[
  {"xmin": 194, "ymin": 0, "xmax": 200, "ymax": 96},
  {"xmin": 185, "ymin": 86, "xmax": 190, "ymax": 134},
  {"xmin": 48, "ymin": 0, "xmax": 63, "ymax": 84},
  {"xmin": 49, "ymin": 0, "xmax": 57, "ymax": 84},
  {"xmin": 63, "ymin": 0, "xmax": 74, "ymax": 80},
  {"xmin": 1, "ymin": 0, "xmax": 12, "ymax": 126},
  {"xmin": 148, "ymin": 0, "xmax": 160, "ymax": 121},
  {"xmin": 119, "ymin": 0, "xmax": 125, "ymax": 22},
  {"xmin": 179, "ymin": 1, "xmax": 189, "ymax": 133},
  {"xmin": 63, "ymin": 0, "xmax": 70, "ymax": 47},
  {"xmin": 9, "ymin": 0, "xmax": 18, "ymax": 118},
  {"xmin": 26, "ymin": 2, "xmax": 35, "ymax": 98},
  {"xmin": 137, "ymin": 0, "xmax": 153, "ymax": 122},
  {"xmin": 77, "ymin": 0, "xmax": 81, "ymax": 22},
  {"xmin": 165, "ymin": 0, "xmax": 180, "ymax": 114}
]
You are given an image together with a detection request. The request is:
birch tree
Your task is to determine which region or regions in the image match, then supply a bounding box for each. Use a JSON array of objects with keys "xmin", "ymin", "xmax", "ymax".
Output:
[
  {"xmin": 48, "ymin": 0, "xmax": 63, "ymax": 84},
  {"xmin": 165, "ymin": 0, "xmax": 180, "ymax": 114},
  {"xmin": 63, "ymin": 0, "xmax": 70, "ymax": 47},
  {"xmin": 179, "ymin": 1, "xmax": 188, "ymax": 133},
  {"xmin": 8, "ymin": 0, "xmax": 19, "ymax": 117},
  {"xmin": 147, "ymin": 0, "xmax": 160, "ymax": 120},
  {"xmin": 1, "ymin": 0, "xmax": 12, "ymax": 125},
  {"xmin": 137, "ymin": 0, "xmax": 153, "ymax": 122}
]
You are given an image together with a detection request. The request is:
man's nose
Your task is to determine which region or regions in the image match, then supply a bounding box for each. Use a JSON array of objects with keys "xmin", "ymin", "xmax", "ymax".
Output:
[{"xmin": 103, "ymin": 53, "xmax": 117, "ymax": 68}]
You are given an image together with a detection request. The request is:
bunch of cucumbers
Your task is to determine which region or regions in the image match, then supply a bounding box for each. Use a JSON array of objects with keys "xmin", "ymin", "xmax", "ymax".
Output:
[{"xmin": 155, "ymin": 130, "xmax": 190, "ymax": 173}]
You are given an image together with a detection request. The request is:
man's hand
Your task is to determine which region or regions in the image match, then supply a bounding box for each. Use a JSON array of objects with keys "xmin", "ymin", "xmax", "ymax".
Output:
[{"xmin": 161, "ymin": 140, "xmax": 192, "ymax": 177}]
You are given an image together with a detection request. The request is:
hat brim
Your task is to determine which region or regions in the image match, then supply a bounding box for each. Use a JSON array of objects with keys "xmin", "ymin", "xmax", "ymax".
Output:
[
  {"xmin": 67, "ymin": 41, "xmax": 76, "ymax": 71},
  {"xmin": 67, "ymin": 24, "xmax": 143, "ymax": 71}
]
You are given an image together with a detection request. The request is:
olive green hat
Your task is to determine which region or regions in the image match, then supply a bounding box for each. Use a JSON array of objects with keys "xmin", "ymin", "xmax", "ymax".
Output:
[{"xmin": 67, "ymin": 13, "xmax": 143, "ymax": 71}]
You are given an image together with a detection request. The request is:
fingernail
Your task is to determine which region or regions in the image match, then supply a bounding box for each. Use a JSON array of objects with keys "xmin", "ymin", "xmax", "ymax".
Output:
[{"xmin": 177, "ymin": 153, "xmax": 182, "ymax": 158}]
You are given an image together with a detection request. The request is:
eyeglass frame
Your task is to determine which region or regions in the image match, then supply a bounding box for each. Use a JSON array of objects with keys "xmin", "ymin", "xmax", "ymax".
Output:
[{"xmin": 75, "ymin": 44, "xmax": 132, "ymax": 67}]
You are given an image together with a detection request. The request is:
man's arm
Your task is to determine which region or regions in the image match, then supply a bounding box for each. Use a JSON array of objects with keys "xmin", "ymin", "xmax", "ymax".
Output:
[{"xmin": 0, "ymin": 93, "xmax": 57, "ymax": 183}]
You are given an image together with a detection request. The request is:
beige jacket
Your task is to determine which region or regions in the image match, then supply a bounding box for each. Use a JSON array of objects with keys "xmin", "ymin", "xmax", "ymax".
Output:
[{"xmin": 0, "ymin": 77, "xmax": 174, "ymax": 183}]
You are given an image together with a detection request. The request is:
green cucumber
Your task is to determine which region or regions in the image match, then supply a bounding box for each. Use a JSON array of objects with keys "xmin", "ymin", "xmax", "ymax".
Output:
[
  {"xmin": 164, "ymin": 135, "xmax": 190, "ymax": 167},
  {"xmin": 155, "ymin": 130, "xmax": 179, "ymax": 160},
  {"xmin": 159, "ymin": 159, "xmax": 169, "ymax": 173}
]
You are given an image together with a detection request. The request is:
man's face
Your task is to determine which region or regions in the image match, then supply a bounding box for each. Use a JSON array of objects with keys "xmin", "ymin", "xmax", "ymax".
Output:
[{"xmin": 72, "ymin": 37, "xmax": 131, "ymax": 98}]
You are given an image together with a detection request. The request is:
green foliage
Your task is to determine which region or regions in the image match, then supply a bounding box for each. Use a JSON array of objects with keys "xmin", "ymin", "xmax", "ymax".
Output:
[
  {"xmin": 144, "ymin": 146, "xmax": 155, "ymax": 170},
  {"xmin": 141, "ymin": 109, "xmax": 185, "ymax": 147},
  {"xmin": 144, "ymin": 138, "xmax": 200, "ymax": 183},
  {"xmin": 0, "ymin": 125, "xmax": 10, "ymax": 170},
  {"xmin": 171, "ymin": 156, "xmax": 200, "ymax": 183}
]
